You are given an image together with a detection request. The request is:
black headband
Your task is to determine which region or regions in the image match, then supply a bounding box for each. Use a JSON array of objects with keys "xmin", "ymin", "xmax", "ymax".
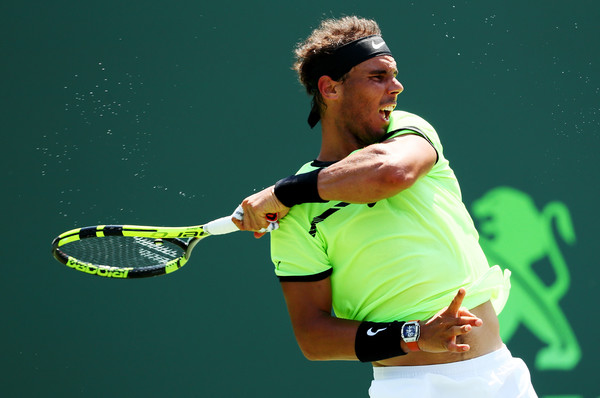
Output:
[{"xmin": 308, "ymin": 35, "xmax": 392, "ymax": 128}]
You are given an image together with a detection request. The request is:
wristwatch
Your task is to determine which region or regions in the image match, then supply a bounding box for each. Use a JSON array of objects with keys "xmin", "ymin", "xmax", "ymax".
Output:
[{"xmin": 401, "ymin": 320, "xmax": 421, "ymax": 352}]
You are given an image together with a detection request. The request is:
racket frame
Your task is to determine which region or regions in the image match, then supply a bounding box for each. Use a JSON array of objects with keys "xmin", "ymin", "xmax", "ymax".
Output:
[
  {"xmin": 51, "ymin": 224, "xmax": 208, "ymax": 279},
  {"xmin": 51, "ymin": 207, "xmax": 277, "ymax": 279}
]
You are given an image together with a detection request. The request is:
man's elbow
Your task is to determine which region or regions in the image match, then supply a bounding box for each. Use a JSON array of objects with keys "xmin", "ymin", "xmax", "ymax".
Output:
[
  {"xmin": 297, "ymin": 340, "xmax": 327, "ymax": 361},
  {"xmin": 377, "ymin": 164, "xmax": 420, "ymax": 195}
]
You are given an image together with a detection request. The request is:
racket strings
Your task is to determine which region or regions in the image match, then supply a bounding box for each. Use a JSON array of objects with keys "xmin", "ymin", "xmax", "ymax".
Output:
[{"xmin": 59, "ymin": 236, "xmax": 186, "ymax": 269}]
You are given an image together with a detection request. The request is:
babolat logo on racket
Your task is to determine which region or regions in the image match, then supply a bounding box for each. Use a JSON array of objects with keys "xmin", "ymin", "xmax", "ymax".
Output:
[{"xmin": 66, "ymin": 257, "xmax": 131, "ymax": 278}]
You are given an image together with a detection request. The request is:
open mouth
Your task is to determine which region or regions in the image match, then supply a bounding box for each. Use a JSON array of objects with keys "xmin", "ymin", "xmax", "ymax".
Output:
[{"xmin": 379, "ymin": 104, "xmax": 396, "ymax": 121}]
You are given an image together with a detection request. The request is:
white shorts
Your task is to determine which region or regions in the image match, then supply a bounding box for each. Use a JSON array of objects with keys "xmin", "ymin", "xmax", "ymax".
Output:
[{"xmin": 369, "ymin": 346, "xmax": 537, "ymax": 398}]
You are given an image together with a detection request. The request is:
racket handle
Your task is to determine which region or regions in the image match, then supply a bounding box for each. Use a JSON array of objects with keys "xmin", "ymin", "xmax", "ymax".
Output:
[
  {"xmin": 233, "ymin": 205, "xmax": 279, "ymax": 233},
  {"xmin": 204, "ymin": 206, "xmax": 279, "ymax": 235},
  {"xmin": 203, "ymin": 215, "xmax": 240, "ymax": 235}
]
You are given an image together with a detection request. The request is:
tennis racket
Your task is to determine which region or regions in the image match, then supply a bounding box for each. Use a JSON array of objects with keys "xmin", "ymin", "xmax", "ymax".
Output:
[{"xmin": 51, "ymin": 206, "xmax": 278, "ymax": 279}]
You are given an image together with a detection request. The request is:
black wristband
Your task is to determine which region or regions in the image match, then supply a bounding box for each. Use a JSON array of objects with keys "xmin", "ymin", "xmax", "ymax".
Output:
[
  {"xmin": 355, "ymin": 321, "xmax": 406, "ymax": 362},
  {"xmin": 273, "ymin": 169, "xmax": 327, "ymax": 207}
]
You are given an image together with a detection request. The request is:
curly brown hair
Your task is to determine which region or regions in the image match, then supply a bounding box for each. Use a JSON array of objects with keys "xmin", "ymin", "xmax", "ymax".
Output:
[{"xmin": 293, "ymin": 16, "xmax": 382, "ymax": 99}]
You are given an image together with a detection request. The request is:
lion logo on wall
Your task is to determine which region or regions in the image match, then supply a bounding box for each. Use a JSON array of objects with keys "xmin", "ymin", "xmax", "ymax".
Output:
[{"xmin": 471, "ymin": 186, "xmax": 581, "ymax": 371}]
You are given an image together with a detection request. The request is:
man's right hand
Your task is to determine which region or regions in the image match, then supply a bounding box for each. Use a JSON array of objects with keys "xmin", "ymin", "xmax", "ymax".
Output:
[
  {"xmin": 415, "ymin": 288, "xmax": 483, "ymax": 353},
  {"xmin": 233, "ymin": 185, "xmax": 290, "ymax": 238}
]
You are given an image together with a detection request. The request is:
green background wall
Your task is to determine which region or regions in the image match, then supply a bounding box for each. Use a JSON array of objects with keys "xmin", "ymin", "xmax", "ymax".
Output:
[{"xmin": 2, "ymin": 1, "xmax": 598, "ymax": 396}]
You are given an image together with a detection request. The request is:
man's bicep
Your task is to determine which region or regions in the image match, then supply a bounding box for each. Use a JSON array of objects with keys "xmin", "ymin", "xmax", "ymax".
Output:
[{"xmin": 383, "ymin": 133, "xmax": 438, "ymax": 178}]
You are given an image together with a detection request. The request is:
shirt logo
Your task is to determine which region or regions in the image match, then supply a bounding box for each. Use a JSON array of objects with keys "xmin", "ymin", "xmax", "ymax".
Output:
[
  {"xmin": 367, "ymin": 327, "xmax": 387, "ymax": 336},
  {"xmin": 371, "ymin": 40, "xmax": 386, "ymax": 50}
]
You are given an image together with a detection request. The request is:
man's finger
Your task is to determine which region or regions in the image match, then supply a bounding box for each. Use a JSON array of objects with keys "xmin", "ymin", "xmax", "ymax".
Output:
[
  {"xmin": 447, "ymin": 341, "xmax": 471, "ymax": 352},
  {"xmin": 451, "ymin": 324, "xmax": 473, "ymax": 336},
  {"xmin": 457, "ymin": 315, "xmax": 483, "ymax": 327},
  {"xmin": 446, "ymin": 288, "xmax": 466, "ymax": 315},
  {"xmin": 232, "ymin": 217, "xmax": 244, "ymax": 231},
  {"xmin": 457, "ymin": 307, "xmax": 478, "ymax": 318}
]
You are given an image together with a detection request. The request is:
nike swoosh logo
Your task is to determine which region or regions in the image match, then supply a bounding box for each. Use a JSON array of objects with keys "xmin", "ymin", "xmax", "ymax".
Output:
[
  {"xmin": 371, "ymin": 40, "xmax": 385, "ymax": 50},
  {"xmin": 367, "ymin": 327, "xmax": 387, "ymax": 336}
]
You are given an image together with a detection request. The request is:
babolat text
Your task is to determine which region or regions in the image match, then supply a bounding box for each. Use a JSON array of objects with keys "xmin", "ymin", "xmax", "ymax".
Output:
[{"xmin": 66, "ymin": 258, "xmax": 130, "ymax": 278}]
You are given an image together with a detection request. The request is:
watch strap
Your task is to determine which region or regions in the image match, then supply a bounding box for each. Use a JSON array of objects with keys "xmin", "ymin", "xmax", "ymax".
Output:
[{"xmin": 405, "ymin": 340, "xmax": 420, "ymax": 352}]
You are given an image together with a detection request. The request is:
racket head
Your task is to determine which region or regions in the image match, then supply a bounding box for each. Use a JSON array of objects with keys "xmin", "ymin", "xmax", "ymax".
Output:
[{"xmin": 51, "ymin": 224, "xmax": 207, "ymax": 278}]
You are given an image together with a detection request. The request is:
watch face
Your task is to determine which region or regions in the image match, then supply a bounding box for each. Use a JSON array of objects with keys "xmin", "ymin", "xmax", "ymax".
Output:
[
  {"xmin": 402, "ymin": 322, "xmax": 420, "ymax": 342},
  {"xmin": 404, "ymin": 324, "xmax": 417, "ymax": 338}
]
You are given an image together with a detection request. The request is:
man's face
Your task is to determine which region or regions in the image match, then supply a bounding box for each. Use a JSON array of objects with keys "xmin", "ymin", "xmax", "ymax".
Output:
[{"xmin": 336, "ymin": 55, "xmax": 403, "ymax": 146}]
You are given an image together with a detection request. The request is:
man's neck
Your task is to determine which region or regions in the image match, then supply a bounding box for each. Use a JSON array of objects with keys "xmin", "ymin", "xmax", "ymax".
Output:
[{"xmin": 316, "ymin": 117, "xmax": 362, "ymax": 161}]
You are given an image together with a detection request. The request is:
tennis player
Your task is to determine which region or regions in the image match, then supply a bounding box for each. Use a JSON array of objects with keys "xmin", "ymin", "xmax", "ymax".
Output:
[{"xmin": 234, "ymin": 16, "xmax": 537, "ymax": 397}]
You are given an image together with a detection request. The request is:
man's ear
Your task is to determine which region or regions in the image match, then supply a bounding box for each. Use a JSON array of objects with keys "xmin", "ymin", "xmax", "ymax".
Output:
[{"xmin": 318, "ymin": 75, "xmax": 340, "ymax": 100}]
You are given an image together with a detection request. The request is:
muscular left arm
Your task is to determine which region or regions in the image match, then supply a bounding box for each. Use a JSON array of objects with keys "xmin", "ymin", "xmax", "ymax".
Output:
[
  {"xmin": 317, "ymin": 134, "xmax": 437, "ymax": 203},
  {"xmin": 234, "ymin": 134, "xmax": 436, "ymax": 233},
  {"xmin": 282, "ymin": 279, "xmax": 482, "ymax": 362}
]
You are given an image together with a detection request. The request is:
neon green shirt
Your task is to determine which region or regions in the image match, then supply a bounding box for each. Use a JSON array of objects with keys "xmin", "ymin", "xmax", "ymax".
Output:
[{"xmin": 270, "ymin": 110, "xmax": 510, "ymax": 322}]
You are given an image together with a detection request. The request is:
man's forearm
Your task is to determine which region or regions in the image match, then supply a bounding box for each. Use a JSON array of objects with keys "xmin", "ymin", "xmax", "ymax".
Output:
[{"xmin": 292, "ymin": 313, "xmax": 361, "ymax": 361}]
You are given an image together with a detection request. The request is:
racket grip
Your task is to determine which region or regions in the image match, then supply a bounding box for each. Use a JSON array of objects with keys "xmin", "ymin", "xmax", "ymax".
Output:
[
  {"xmin": 259, "ymin": 221, "xmax": 279, "ymax": 233},
  {"xmin": 203, "ymin": 216, "xmax": 240, "ymax": 235},
  {"xmin": 232, "ymin": 205, "xmax": 279, "ymax": 233}
]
